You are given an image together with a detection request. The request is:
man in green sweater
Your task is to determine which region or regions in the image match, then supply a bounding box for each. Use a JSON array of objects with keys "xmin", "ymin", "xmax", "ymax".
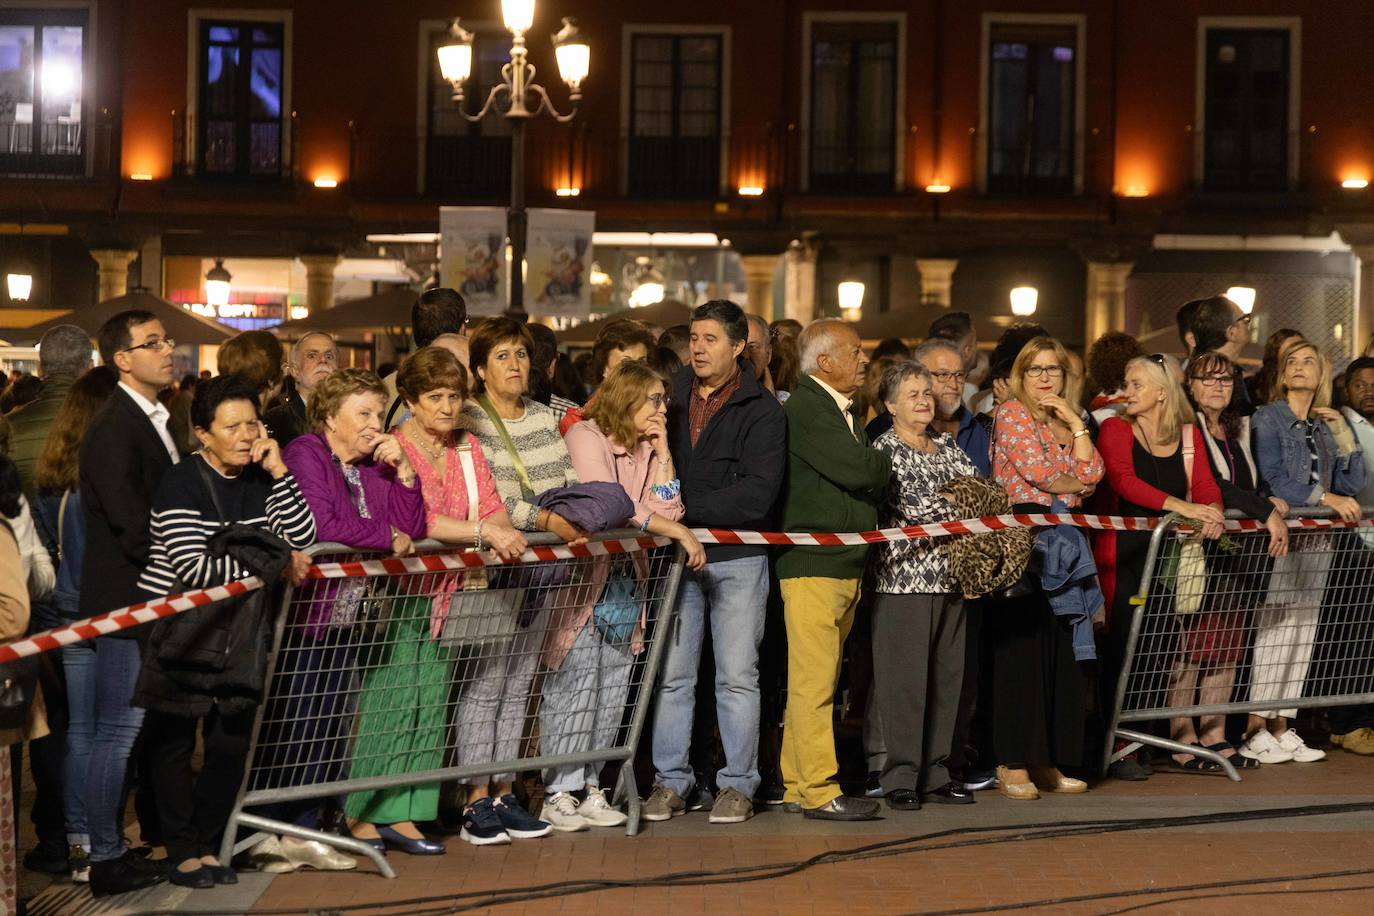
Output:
[
  {"xmin": 777, "ymin": 319, "xmax": 892, "ymax": 820},
  {"xmin": 7, "ymin": 325, "xmax": 92, "ymax": 497}
]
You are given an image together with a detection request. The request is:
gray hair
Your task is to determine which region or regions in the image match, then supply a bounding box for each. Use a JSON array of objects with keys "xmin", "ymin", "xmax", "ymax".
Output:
[
  {"xmin": 37, "ymin": 325, "xmax": 93, "ymax": 378},
  {"xmin": 798, "ymin": 319, "xmax": 855, "ymax": 375},
  {"xmin": 879, "ymin": 359, "xmax": 933, "ymax": 405},
  {"xmin": 291, "ymin": 331, "xmax": 337, "ymax": 366},
  {"xmin": 745, "ymin": 312, "xmax": 770, "ymax": 337},
  {"xmin": 913, "ymin": 338, "xmax": 961, "ymax": 365}
]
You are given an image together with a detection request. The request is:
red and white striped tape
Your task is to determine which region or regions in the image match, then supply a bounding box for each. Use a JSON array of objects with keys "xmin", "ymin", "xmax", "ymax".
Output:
[
  {"xmin": 3, "ymin": 514, "xmax": 1368, "ymax": 662},
  {"xmin": 0, "ymin": 577, "xmax": 266, "ymax": 664}
]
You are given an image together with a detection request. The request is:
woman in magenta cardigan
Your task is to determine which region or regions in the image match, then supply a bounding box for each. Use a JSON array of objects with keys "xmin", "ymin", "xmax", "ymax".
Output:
[
  {"xmin": 538, "ymin": 360, "xmax": 705, "ymax": 833},
  {"xmin": 250, "ymin": 369, "xmax": 426, "ymax": 872},
  {"xmin": 1098, "ymin": 356, "xmax": 1224, "ymax": 773}
]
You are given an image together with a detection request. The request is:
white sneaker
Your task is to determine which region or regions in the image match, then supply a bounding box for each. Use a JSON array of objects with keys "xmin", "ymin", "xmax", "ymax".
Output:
[
  {"xmin": 1275, "ymin": 728, "xmax": 1327, "ymax": 762},
  {"xmin": 578, "ymin": 789, "xmax": 629, "ymax": 827},
  {"xmin": 1238, "ymin": 730, "xmax": 1295, "ymax": 764},
  {"xmin": 541, "ymin": 792, "xmax": 590, "ymax": 832}
]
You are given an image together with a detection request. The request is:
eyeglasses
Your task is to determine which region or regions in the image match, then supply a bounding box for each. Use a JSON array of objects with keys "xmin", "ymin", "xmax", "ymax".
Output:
[
  {"xmin": 1190, "ymin": 374, "xmax": 1234, "ymax": 388},
  {"xmin": 121, "ymin": 337, "xmax": 176, "ymax": 354},
  {"xmin": 1024, "ymin": 365, "xmax": 1064, "ymax": 379},
  {"xmin": 1232, "ymin": 314, "xmax": 1253, "ymax": 327},
  {"xmin": 930, "ymin": 370, "xmax": 967, "ymax": 383},
  {"xmin": 645, "ymin": 393, "xmax": 669, "ymax": 409}
]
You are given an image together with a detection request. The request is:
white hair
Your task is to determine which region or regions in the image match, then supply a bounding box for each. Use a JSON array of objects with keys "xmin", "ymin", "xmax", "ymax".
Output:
[
  {"xmin": 913, "ymin": 338, "xmax": 961, "ymax": 364},
  {"xmin": 292, "ymin": 331, "xmax": 337, "ymax": 367},
  {"xmin": 799, "ymin": 319, "xmax": 854, "ymax": 376}
]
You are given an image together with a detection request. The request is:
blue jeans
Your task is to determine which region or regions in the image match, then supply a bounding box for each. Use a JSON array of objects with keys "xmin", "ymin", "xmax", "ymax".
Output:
[
  {"xmin": 84, "ymin": 638, "xmax": 146, "ymax": 863},
  {"xmin": 61, "ymin": 642, "xmax": 96, "ymax": 846},
  {"xmin": 651, "ymin": 555, "xmax": 768, "ymax": 797}
]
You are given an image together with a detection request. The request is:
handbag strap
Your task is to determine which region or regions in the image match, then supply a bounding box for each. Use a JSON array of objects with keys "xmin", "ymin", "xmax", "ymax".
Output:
[
  {"xmin": 456, "ymin": 434, "xmax": 480, "ymax": 523},
  {"xmin": 476, "ymin": 395, "xmax": 535, "ymax": 500},
  {"xmin": 1180, "ymin": 423, "xmax": 1195, "ymax": 501},
  {"xmin": 56, "ymin": 490, "xmax": 70, "ymax": 559}
]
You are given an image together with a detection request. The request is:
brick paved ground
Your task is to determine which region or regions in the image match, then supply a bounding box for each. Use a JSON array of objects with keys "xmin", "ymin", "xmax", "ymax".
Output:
[{"xmin": 17, "ymin": 747, "xmax": 1374, "ymax": 914}]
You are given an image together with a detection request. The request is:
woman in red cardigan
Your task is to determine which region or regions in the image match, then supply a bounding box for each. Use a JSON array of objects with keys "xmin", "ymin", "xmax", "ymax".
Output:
[{"xmin": 1098, "ymin": 355, "xmax": 1224, "ymax": 773}]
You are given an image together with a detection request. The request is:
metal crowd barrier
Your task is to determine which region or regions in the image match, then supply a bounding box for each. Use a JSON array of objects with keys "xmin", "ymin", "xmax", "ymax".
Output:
[
  {"xmin": 1103, "ymin": 508, "xmax": 1374, "ymax": 782},
  {"xmin": 219, "ymin": 531, "xmax": 686, "ymax": 877}
]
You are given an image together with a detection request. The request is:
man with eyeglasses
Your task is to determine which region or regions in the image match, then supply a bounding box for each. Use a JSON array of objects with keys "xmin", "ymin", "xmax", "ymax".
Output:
[
  {"xmin": 77, "ymin": 310, "xmax": 178, "ymax": 896},
  {"xmin": 265, "ymin": 331, "xmax": 338, "ymax": 447},
  {"xmin": 1187, "ymin": 295, "xmax": 1254, "ymax": 412}
]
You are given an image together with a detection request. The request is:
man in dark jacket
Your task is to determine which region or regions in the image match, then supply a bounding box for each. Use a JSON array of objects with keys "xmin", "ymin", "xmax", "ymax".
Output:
[
  {"xmin": 5, "ymin": 323, "xmax": 90, "ymax": 875},
  {"xmin": 777, "ymin": 319, "xmax": 891, "ymax": 820},
  {"xmin": 264, "ymin": 331, "xmax": 337, "ymax": 447},
  {"xmin": 642, "ymin": 300, "xmax": 786, "ymax": 826},
  {"xmin": 78, "ymin": 309, "xmax": 177, "ymax": 897}
]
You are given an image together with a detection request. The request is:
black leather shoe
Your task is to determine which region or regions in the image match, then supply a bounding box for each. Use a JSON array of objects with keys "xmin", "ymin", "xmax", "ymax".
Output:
[
  {"xmin": 122, "ymin": 849, "xmax": 167, "ymax": 876},
  {"xmin": 206, "ymin": 864, "xmax": 238, "ymax": 885},
  {"xmin": 923, "ymin": 781, "xmax": 975, "ymax": 805},
  {"xmin": 167, "ymin": 865, "xmax": 214, "ymax": 889},
  {"xmin": 802, "ymin": 796, "xmax": 881, "ymax": 821},
  {"xmin": 90, "ymin": 858, "xmax": 168, "ymax": 897},
  {"xmin": 22, "ymin": 843, "xmax": 69, "ymax": 874},
  {"xmin": 885, "ymin": 789, "xmax": 921, "ymax": 811}
]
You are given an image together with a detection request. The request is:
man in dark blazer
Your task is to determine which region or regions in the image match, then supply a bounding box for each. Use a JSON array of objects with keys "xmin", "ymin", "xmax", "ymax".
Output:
[
  {"xmin": 78, "ymin": 309, "xmax": 178, "ymax": 897},
  {"xmin": 264, "ymin": 331, "xmax": 338, "ymax": 447},
  {"xmin": 777, "ymin": 319, "xmax": 892, "ymax": 821}
]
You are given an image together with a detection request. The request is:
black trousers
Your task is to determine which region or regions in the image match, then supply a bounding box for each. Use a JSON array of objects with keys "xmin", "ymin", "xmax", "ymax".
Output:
[
  {"xmin": 988, "ymin": 592, "xmax": 1088, "ymax": 769},
  {"xmin": 144, "ymin": 707, "xmax": 254, "ymax": 863},
  {"xmin": 871, "ymin": 592, "xmax": 965, "ymax": 794}
]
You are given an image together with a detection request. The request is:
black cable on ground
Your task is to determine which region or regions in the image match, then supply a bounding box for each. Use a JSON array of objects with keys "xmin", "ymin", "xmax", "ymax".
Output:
[{"xmin": 123, "ymin": 800, "xmax": 1374, "ymax": 916}]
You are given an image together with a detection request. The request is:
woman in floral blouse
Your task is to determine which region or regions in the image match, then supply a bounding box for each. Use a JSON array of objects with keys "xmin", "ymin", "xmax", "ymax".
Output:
[
  {"xmin": 988, "ymin": 337, "xmax": 1105, "ymax": 800},
  {"xmin": 869, "ymin": 362, "xmax": 979, "ymax": 811}
]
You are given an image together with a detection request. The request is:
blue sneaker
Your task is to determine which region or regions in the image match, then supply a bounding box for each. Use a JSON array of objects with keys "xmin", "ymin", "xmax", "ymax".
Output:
[
  {"xmin": 494, "ymin": 794, "xmax": 553, "ymax": 839},
  {"xmin": 459, "ymin": 797, "xmax": 511, "ymax": 847}
]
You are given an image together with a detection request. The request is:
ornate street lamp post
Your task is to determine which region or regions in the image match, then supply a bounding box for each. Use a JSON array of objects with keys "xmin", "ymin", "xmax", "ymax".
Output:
[{"xmin": 438, "ymin": 1, "xmax": 589, "ymax": 318}]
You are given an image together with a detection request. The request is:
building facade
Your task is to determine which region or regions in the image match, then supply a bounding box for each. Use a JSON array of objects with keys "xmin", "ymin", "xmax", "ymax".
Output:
[{"xmin": 2, "ymin": 0, "xmax": 1373, "ymax": 357}]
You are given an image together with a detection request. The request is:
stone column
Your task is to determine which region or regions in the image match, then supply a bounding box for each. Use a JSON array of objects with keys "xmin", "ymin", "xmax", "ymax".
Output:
[
  {"xmin": 90, "ymin": 249, "xmax": 139, "ymax": 302},
  {"xmin": 782, "ymin": 240, "xmax": 818, "ymax": 324},
  {"xmin": 916, "ymin": 258, "xmax": 958, "ymax": 307},
  {"xmin": 1352, "ymin": 245, "xmax": 1374, "ymax": 359},
  {"xmin": 1084, "ymin": 260, "xmax": 1135, "ymax": 346},
  {"xmin": 739, "ymin": 254, "xmax": 779, "ymax": 319},
  {"xmin": 300, "ymin": 254, "xmax": 341, "ymax": 313}
]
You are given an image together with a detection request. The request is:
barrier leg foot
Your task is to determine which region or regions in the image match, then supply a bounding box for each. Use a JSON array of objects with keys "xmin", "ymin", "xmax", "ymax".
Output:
[
  {"xmin": 616, "ymin": 763, "xmax": 641, "ymax": 836},
  {"xmin": 1116, "ymin": 728, "xmax": 1242, "ymax": 783},
  {"xmin": 234, "ymin": 812, "xmax": 397, "ymax": 879}
]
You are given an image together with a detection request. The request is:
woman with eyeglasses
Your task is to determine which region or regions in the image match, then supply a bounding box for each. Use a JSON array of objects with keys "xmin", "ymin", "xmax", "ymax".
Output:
[
  {"xmin": 1176, "ymin": 350, "xmax": 1290, "ymax": 771},
  {"xmin": 1244, "ymin": 337, "xmax": 1365, "ymax": 764},
  {"xmin": 989, "ymin": 336, "xmax": 1104, "ymax": 799},
  {"xmin": 1097, "ymin": 356, "xmax": 1226, "ymax": 773},
  {"xmin": 542, "ymin": 361, "xmax": 705, "ymax": 831}
]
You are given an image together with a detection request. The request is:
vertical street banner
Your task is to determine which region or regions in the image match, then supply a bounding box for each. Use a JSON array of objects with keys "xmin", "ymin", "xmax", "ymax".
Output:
[
  {"xmin": 439, "ymin": 206, "xmax": 508, "ymax": 317},
  {"xmin": 526, "ymin": 208, "xmax": 594, "ymax": 321}
]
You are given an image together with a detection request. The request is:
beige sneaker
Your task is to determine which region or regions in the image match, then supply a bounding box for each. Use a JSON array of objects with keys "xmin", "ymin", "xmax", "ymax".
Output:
[
  {"xmin": 579, "ymin": 790, "xmax": 628, "ymax": 827},
  {"xmin": 707, "ymin": 787, "xmax": 755, "ymax": 824},
  {"xmin": 641, "ymin": 784, "xmax": 686, "ymax": 822}
]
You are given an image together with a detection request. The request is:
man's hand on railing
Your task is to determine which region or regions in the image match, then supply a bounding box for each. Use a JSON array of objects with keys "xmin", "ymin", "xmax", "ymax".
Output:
[
  {"xmin": 283, "ymin": 550, "xmax": 313, "ymax": 585},
  {"xmin": 1320, "ymin": 492, "xmax": 1362, "ymax": 524}
]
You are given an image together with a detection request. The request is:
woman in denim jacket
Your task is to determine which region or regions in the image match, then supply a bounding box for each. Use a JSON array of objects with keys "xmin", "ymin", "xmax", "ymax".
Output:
[{"xmin": 1247, "ymin": 337, "xmax": 1365, "ymax": 765}]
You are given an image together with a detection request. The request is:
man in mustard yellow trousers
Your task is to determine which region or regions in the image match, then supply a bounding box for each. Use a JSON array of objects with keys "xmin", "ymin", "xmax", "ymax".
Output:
[{"xmin": 777, "ymin": 320, "xmax": 892, "ymax": 820}]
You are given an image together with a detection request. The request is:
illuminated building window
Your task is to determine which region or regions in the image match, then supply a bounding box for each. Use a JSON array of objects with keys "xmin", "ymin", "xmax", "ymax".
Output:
[
  {"xmin": 197, "ymin": 20, "xmax": 286, "ymax": 178},
  {"xmin": 0, "ymin": 8, "xmax": 86, "ymax": 176}
]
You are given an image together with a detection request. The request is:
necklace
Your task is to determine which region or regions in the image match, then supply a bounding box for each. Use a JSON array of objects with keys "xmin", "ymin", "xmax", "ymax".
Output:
[{"xmin": 407, "ymin": 422, "xmax": 449, "ymax": 461}]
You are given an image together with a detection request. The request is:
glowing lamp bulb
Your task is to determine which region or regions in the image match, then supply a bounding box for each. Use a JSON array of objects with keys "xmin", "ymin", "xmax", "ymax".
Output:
[{"xmin": 1010, "ymin": 286, "xmax": 1038, "ymax": 317}]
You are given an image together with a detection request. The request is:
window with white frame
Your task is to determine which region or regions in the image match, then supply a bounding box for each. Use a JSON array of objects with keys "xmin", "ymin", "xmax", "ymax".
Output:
[{"xmin": 0, "ymin": 7, "xmax": 86, "ymax": 175}]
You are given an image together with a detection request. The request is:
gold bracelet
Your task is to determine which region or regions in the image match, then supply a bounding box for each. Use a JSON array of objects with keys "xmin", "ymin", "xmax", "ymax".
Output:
[{"xmin": 1072, "ymin": 428, "xmax": 1090, "ymax": 440}]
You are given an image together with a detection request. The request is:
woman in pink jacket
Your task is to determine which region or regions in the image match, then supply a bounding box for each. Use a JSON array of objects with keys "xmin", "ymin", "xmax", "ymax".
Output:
[{"xmin": 540, "ymin": 360, "xmax": 705, "ymax": 832}]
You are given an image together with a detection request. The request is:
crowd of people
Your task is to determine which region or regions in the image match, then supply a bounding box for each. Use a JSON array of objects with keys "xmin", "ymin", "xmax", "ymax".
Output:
[{"xmin": 1, "ymin": 287, "xmax": 1373, "ymax": 906}]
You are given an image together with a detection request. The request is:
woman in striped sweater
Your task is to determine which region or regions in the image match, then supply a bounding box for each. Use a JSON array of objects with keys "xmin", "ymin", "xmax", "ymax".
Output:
[
  {"xmin": 134, "ymin": 375, "xmax": 316, "ymax": 889},
  {"xmin": 455, "ymin": 318, "xmax": 584, "ymax": 838}
]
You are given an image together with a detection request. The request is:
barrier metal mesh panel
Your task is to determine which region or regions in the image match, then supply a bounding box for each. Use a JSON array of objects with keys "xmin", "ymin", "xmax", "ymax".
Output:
[{"xmin": 224, "ymin": 533, "xmax": 684, "ymax": 869}]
